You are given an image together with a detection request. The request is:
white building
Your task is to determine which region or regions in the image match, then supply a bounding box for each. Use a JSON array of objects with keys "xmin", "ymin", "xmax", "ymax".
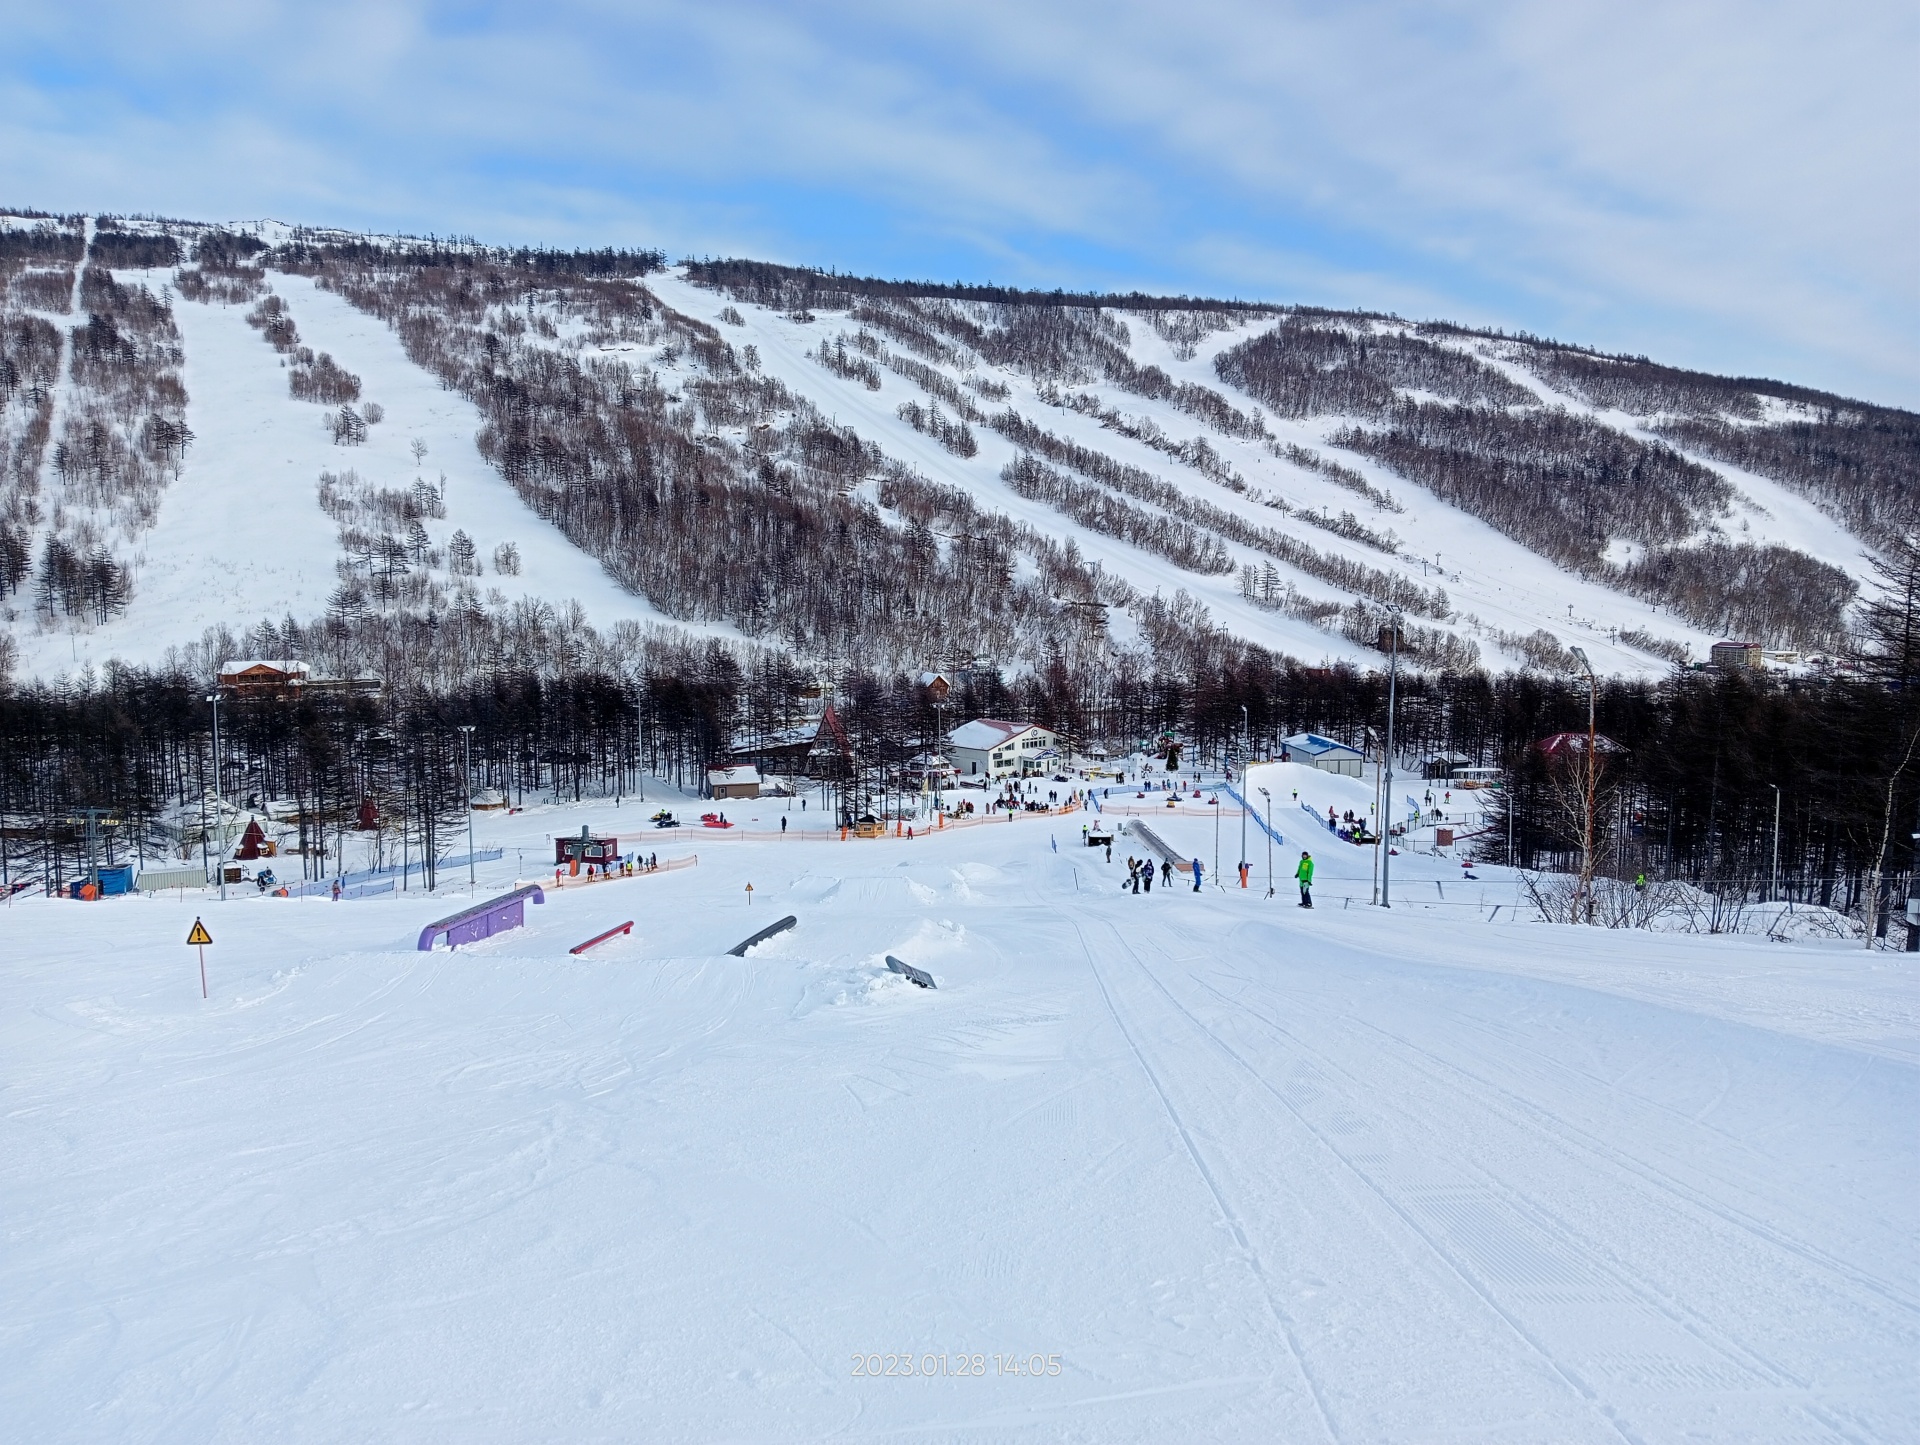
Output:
[
  {"xmin": 1282, "ymin": 732, "xmax": 1365, "ymax": 777},
  {"xmin": 707, "ymin": 765, "xmax": 762, "ymax": 800},
  {"xmin": 947, "ymin": 719, "xmax": 1061, "ymax": 778}
]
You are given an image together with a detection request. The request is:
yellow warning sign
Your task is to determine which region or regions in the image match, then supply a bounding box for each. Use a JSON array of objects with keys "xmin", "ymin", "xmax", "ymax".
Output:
[{"xmin": 186, "ymin": 918, "xmax": 213, "ymax": 946}]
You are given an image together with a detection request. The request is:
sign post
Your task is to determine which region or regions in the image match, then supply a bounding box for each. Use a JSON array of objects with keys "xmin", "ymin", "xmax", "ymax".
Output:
[
  {"xmin": 745, "ymin": 882, "xmax": 754, "ymax": 908},
  {"xmin": 186, "ymin": 917, "xmax": 212, "ymax": 998}
]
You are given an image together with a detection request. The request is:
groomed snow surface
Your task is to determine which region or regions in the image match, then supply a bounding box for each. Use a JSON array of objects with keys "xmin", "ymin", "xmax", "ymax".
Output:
[{"xmin": 4, "ymin": 774, "xmax": 1915, "ymax": 1442}]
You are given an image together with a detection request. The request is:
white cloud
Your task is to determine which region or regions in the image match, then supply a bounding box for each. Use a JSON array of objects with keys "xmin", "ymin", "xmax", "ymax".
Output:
[{"xmin": 4, "ymin": 0, "xmax": 1913, "ymax": 402}]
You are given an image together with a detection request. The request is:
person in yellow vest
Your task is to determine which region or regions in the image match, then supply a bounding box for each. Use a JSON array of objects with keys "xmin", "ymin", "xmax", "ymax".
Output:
[{"xmin": 1295, "ymin": 851, "xmax": 1315, "ymax": 908}]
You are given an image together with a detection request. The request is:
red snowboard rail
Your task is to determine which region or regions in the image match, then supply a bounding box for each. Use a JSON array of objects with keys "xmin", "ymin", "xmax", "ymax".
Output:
[{"xmin": 569, "ymin": 920, "xmax": 634, "ymax": 955}]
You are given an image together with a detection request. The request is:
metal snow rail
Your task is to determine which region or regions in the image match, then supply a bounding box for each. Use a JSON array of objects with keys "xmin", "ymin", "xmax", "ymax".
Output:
[
  {"xmin": 1224, "ymin": 784, "xmax": 1283, "ymax": 847},
  {"xmin": 1127, "ymin": 821, "xmax": 1192, "ymax": 873},
  {"xmin": 727, "ymin": 914, "xmax": 797, "ymax": 956},
  {"xmin": 417, "ymin": 883, "xmax": 546, "ymax": 951},
  {"xmin": 570, "ymin": 920, "xmax": 634, "ymax": 955}
]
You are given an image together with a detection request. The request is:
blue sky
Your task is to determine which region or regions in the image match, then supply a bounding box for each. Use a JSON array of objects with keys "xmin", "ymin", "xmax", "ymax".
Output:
[{"xmin": 6, "ymin": 0, "xmax": 1916, "ymax": 406}]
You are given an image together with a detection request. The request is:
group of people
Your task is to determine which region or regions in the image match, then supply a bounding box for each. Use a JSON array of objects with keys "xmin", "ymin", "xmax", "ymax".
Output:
[
  {"xmin": 1111, "ymin": 847, "xmax": 1315, "ymax": 904},
  {"xmin": 1121, "ymin": 855, "xmax": 1174, "ymax": 893},
  {"xmin": 558, "ymin": 853, "xmax": 661, "ymax": 885}
]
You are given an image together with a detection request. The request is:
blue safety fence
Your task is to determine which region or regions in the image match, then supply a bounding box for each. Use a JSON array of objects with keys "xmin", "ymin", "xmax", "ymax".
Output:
[{"xmin": 1225, "ymin": 784, "xmax": 1284, "ymax": 846}]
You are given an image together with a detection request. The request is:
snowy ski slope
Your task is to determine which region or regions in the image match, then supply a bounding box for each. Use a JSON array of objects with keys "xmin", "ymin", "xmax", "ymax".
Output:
[
  {"xmin": 3, "ymin": 788, "xmax": 1913, "ymax": 1441},
  {"xmin": 7, "ymin": 265, "xmax": 698, "ymax": 681},
  {"xmin": 0, "ymin": 219, "xmax": 1894, "ymax": 679}
]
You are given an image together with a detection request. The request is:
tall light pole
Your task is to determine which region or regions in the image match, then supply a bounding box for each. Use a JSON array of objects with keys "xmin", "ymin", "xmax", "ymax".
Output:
[
  {"xmin": 1380, "ymin": 606, "xmax": 1401, "ymax": 908},
  {"xmin": 206, "ymin": 690, "xmax": 225, "ymax": 902},
  {"xmin": 1240, "ymin": 703, "xmax": 1250, "ymax": 885},
  {"xmin": 1569, "ymin": 647, "xmax": 1598, "ymax": 924},
  {"xmin": 1258, "ymin": 786, "xmax": 1273, "ymax": 898},
  {"xmin": 459, "ymin": 724, "xmax": 477, "ymax": 887},
  {"xmin": 1769, "ymin": 783, "xmax": 1781, "ymax": 904}
]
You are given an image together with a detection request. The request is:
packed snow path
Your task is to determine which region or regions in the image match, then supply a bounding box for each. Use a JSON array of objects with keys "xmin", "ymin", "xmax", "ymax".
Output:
[{"xmin": 3, "ymin": 811, "xmax": 1913, "ymax": 1441}]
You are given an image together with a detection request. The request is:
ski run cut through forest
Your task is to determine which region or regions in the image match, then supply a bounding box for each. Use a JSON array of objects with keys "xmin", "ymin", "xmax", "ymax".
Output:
[{"xmin": 1, "ymin": 209, "xmax": 1918, "ymax": 1442}]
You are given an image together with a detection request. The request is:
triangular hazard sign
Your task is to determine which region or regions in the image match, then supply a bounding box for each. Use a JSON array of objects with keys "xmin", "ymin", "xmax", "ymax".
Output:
[{"xmin": 186, "ymin": 918, "xmax": 213, "ymax": 946}]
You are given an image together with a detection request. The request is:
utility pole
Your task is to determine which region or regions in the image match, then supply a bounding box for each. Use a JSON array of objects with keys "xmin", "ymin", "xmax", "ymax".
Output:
[
  {"xmin": 1769, "ymin": 783, "xmax": 1781, "ymax": 904},
  {"xmin": 1569, "ymin": 647, "xmax": 1598, "ymax": 924},
  {"xmin": 1259, "ymin": 786, "xmax": 1273, "ymax": 898},
  {"xmin": 1381, "ymin": 606, "xmax": 1401, "ymax": 908},
  {"xmin": 459, "ymin": 724, "xmax": 477, "ymax": 888},
  {"xmin": 207, "ymin": 689, "xmax": 225, "ymax": 902},
  {"xmin": 1240, "ymin": 704, "xmax": 1250, "ymax": 885}
]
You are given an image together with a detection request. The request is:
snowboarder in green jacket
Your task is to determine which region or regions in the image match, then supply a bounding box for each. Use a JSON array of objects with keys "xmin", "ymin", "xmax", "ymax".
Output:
[{"xmin": 1295, "ymin": 851, "xmax": 1315, "ymax": 908}]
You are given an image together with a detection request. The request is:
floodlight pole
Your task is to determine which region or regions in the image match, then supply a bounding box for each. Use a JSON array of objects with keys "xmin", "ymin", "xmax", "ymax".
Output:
[
  {"xmin": 1769, "ymin": 783, "xmax": 1780, "ymax": 904},
  {"xmin": 1259, "ymin": 787, "xmax": 1273, "ymax": 898},
  {"xmin": 1570, "ymin": 646, "xmax": 1598, "ymax": 924},
  {"xmin": 459, "ymin": 724, "xmax": 477, "ymax": 887},
  {"xmin": 1381, "ymin": 606, "xmax": 1400, "ymax": 908},
  {"xmin": 207, "ymin": 690, "xmax": 225, "ymax": 901},
  {"xmin": 1240, "ymin": 704, "xmax": 1250, "ymax": 885}
]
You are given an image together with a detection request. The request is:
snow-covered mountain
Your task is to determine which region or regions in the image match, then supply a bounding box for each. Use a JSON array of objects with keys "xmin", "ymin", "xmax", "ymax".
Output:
[{"xmin": 3, "ymin": 211, "xmax": 1910, "ymax": 685}]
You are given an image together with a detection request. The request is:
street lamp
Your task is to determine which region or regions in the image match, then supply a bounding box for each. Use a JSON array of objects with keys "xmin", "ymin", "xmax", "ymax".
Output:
[
  {"xmin": 1258, "ymin": 786, "xmax": 1273, "ymax": 898},
  {"xmin": 458, "ymin": 724, "xmax": 477, "ymax": 887},
  {"xmin": 1385, "ymin": 619, "xmax": 1403, "ymax": 896},
  {"xmin": 1569, "ymin": 646, "xmax": 1598, "ymax": 924},
  {"xmin": 206, "ymin": 690, "xmax": 225, "ymax": 902}
]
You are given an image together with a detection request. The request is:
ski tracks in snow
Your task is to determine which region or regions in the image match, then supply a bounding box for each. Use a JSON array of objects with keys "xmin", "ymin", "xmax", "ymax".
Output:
[{"xmin": 1073, "ymin": 916, "xmax": 1342, "ymax": 1443}]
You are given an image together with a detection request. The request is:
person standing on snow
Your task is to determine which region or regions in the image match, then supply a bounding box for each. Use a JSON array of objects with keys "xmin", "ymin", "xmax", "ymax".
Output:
[
  {"xmin": 1295, "ymin": 851, "xmax": 1315, "ymax": 908},
  {"xmin": 1191, "ymin": 857, "xmax": 1204, "ymax": 892},
  {"xmin": 1161, "ymin": 859, "xmax": 1172, "ymax": 888}
]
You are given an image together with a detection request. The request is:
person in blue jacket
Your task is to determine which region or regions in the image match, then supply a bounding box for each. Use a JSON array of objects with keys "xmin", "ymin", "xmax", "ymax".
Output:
[{"xmin": 1191, "ymin": 857, "xmax": 1203, "ymax": 891}]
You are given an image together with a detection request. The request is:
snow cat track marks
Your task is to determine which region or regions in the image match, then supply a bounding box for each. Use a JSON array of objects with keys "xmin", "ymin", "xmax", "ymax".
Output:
[
  {"xmin": 1069, "ymin": 917, "xmax": 1344, "ymax": 1445},
  {"xmin": 1318, "ymin": 999, "xmax": 1920, "ymax": 1323},
  {"xmin": 1116, "ymin": 949, "xmax": 1642, "ymax": 1444},
  {"xmin": 1190, "ymin": 972, "xmax": 1817, "ymax": 1379},
  {"xmin": 1181, "ymin": 972, "xmax": 1889, "ymax": 1444}
]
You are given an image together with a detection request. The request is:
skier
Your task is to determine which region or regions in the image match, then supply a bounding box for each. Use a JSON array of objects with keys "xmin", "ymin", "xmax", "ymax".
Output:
[
  {"xmin": 1634, "ymin": 871, "xmax": 1647, "ymax": 893},
  {"xmin": 1143, "ymin": 864, "xmax": 1153, "ymax": 893},
  {"xmin": 1295, "ymin": 851, "xmax": 1314, "ymax": 908},
  {"xmin": 780, "ymin": 815, "xmax": 787, "ymax": 834},
  {"xmin": 1191, "ymin": 857, "xmax": 1203, "ymax": 892},
  {"xmin": 1105, "ymin": 839, "xmax": 1112, "ymax": 864},
  {"xmin": 1161, "ymin": 859, "xmax": 1172, "ymax": 888}
]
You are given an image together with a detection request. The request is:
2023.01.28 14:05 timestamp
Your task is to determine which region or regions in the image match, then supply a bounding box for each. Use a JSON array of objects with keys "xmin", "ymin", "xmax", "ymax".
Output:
[{"xmin": 851, "ymin": 1353, "xmax": 1064, "ymax": 1378}]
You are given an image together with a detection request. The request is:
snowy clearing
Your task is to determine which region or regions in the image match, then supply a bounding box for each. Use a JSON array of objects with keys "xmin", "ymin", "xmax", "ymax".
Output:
[{"xmin": 3, "ymin": 789, "xmax": 1914, "ymax": 1442}]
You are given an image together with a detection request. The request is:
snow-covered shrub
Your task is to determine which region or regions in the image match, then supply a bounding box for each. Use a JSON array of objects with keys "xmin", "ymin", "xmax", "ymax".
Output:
[
  {"xmin": 327, "ymin": 406, "xmax": 367, "ymax": 445},
  {"xmin": 246, "ymin": 294, "xmax": 300, "ymax": 352},
  {"xmin": 294, "ymin": 353, "xmax": 362, "ymax": 405},
  {"xmin": 493, "ymin": 540, "xmax": 521, "ymax": 576},
  {"xmin": 896, "ymin": 398, "xmax": 976, "ymax": 457},
  {"xmin": 815, "ymin": 338, "xmax": 880, "ymax": 390}
]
